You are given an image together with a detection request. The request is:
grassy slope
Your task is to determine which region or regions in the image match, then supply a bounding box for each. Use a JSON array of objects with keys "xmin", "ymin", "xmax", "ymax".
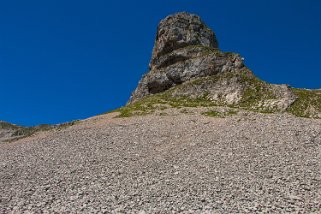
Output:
[
  {"xmin": 115, "ymin": 71, "xmax": 321, "ymax": 118},
  {"xmin": 287, "ymin": 88, "xmax": 321, "ymax": 118}
]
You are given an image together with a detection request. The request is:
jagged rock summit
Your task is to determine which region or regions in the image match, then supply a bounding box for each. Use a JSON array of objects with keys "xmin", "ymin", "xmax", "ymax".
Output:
[
  {"xmin": 149, "ymin": 12, "xmax": 218, "ymax": 69},
  {"xmin": 126, "ymin": 12, "xmax": 321, "ymax": 118},
  {"xmin": 129, "ymin": 12, "xmax": 245, "ymax": 103}
]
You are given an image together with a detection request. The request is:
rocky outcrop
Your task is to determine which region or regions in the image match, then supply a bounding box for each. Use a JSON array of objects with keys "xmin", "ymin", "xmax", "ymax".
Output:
[
  {"xmin": 149, "ymin": 12, "xmax": 218, "ymax": 70},
  {"xmin": 129, "ymin": 12, "xmax": 246, "ymax": 104},
  {"xmin": 127, "ymin": 12, "xmax": 320, "ymax": 117},
  {"xmin": 131, "ymin": 47, "xmax": 245, "ymax": 101}
]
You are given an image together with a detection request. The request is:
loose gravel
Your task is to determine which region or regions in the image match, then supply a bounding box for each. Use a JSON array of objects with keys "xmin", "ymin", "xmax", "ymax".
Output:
[{"xmin": 0, "ymin": 110, "xmax": 320, "ymax": 213}]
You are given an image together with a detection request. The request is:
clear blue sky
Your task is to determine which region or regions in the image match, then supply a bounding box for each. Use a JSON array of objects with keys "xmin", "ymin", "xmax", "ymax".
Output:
[{"xmin": 0, "ymin": 0, "xmax": 320, "ymax": 126}]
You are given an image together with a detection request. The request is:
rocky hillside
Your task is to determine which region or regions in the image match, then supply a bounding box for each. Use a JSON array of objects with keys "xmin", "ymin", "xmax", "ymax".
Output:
[
  {"xmin": 127, "ymin": 12, "xmax": 321, "ymax": 118},
  {"xmin": 1, "ymin": 109, "xmax": 320, "ymax": 213}
]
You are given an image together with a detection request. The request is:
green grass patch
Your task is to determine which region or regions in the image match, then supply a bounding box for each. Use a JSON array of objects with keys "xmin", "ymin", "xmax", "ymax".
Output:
[
  {"xmin": 202, "ymin": 109, "xmax": 238, "ymax": 118},
  {"xmin": 115, "ymin": 70, "xmax": 275, "ymax": 117},
  {"xmin": 176, "ymin": 69, "xmax": 277, "ymax": 112},
  {"xmin": 286, "ymin": 88, "xmax": 321, "ymax": 118},
  {"xmin": 237, "ymin": 72, "xmax": 276, "ymax": 109},
  {"xmin": 116, "ymin": 89, "xmax": 214, "ymax": 117},
  {"xmin": 202, "ymin": 110, "xmax": 221, "ymax": 117},
  {"xmin": 115, "ymin": 69, "xmax": 320, "ymax": 118}
]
